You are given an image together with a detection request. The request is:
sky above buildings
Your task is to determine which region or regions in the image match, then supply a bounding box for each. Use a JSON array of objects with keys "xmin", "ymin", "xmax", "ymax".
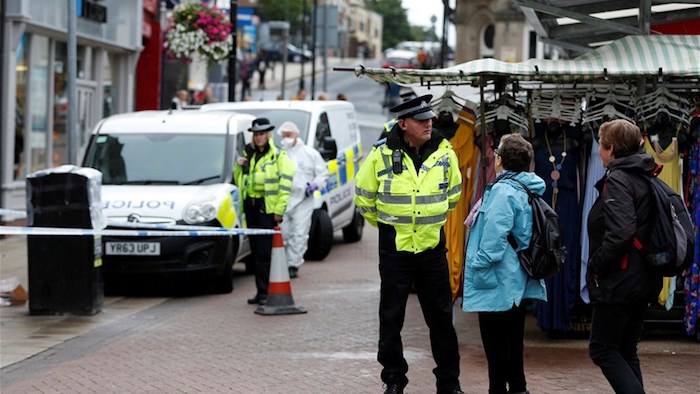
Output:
[{"xmin": 403, "ymin": 0, "xmax": 456, "ymax": 45}]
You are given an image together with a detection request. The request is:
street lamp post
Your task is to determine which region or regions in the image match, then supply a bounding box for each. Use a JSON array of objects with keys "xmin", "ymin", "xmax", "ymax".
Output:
[
  {"xmin": 228, "ymin": 0, "xmax": 238, "ymax": 102},
  {"xmin": 300, "ymin": 0, "xmax": 307, "ymax": 91},
  {"xmin": 310, "ymin": 0, "xmax": 317, "ymax": 99}
]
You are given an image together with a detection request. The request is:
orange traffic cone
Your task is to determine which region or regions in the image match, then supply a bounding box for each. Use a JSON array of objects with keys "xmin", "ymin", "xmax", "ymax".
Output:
[{"xmin": 255, "ymin": 227, "xmax": 307, "ymax": 315}]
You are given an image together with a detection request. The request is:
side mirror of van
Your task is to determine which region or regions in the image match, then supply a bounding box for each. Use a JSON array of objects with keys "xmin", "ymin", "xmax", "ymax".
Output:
[{"xmin": 318, "ymin": 136, "xmax": 338, "ymax": 161}]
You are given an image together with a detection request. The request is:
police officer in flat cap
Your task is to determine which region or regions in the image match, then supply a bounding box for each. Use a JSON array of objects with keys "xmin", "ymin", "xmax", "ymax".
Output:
[
  {"xmin": 354, "ymin": 95, "xmax": 464, "ymax": 394},
  {"xmin": 234, "ymin": 117, "xmax": 295, "ymax": 305}
]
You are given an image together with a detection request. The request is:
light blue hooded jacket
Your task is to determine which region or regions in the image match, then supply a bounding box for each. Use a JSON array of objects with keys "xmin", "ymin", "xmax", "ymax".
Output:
[{"xmin": 462, "ymin": 171, "xmax": 548, "ymax": 312}]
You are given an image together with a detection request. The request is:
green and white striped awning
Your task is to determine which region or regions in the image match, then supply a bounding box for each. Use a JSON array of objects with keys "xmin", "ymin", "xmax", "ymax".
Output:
[{"xmin": 347, "ymin": 35, "xmax": 700, "ymax": 85}]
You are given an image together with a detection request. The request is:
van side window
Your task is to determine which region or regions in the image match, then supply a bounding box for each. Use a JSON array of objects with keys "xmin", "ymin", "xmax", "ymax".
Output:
[{"xmin": 314, "ymin": 112, "xmax": 331, "ymax": 151}]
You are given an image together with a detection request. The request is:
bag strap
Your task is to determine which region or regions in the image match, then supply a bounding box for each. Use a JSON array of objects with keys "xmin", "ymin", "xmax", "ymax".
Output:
[{"xmin": 495, "ymin": 173, "xmax": 534, "ymax": 251}]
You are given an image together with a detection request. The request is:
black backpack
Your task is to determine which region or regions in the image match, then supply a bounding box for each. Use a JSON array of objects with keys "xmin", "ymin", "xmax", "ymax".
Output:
[
  {"xmin": 502, "ymin": 177, "xmax": 567, "ymax": 280},
  {"xmin": 632, "ymin": 169, "xmax": 694, "ymax": 277}
]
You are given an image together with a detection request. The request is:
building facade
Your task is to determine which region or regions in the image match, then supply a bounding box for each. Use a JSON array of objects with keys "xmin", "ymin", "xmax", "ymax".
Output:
[{"xmin": 1, "ymin": 0, "xmax": 143, "ymax": 212}]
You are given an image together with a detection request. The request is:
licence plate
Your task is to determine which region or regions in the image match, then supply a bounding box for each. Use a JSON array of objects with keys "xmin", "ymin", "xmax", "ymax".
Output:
[{"xmin": 105, "ymin": 242, "xmax": 160, "ymax": 256}]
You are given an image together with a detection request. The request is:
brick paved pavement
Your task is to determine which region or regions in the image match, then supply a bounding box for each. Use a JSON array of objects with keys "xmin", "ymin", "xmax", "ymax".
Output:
[{"xmin": 1, "ymin": 226, "xmax": 699, "ymax": 393}]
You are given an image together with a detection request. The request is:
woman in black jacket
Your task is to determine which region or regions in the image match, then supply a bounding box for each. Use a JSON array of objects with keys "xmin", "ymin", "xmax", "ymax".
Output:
[{"xmin": 587, "ymin": 119, "xmax": 662, "ymax": 394}]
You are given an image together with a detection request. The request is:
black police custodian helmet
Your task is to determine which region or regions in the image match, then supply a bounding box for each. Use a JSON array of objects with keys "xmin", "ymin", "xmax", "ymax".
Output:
[
  {"xmin": 248, "ymin": 117, "xmax": 275, "ymax": 132},
  {"xmin": 390, "ymin": 94, "xmax": 436, "ymax": 120}
]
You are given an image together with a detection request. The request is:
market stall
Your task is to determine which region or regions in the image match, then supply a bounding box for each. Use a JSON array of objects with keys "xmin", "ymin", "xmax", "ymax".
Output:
[{"xmin": 338, "ymin": 34, "xmax": 700, "ymax": 340}]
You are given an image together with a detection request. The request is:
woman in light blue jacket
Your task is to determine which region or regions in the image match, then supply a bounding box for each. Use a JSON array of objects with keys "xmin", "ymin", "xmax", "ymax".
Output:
[{"xmin": 463, "ymin": 133, "xmax": 547, "ymax": 394}]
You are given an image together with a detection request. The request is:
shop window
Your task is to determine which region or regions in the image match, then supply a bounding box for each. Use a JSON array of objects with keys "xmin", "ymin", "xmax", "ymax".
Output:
[
  {"xmin": 480, "ymin": 24, "xmax": 495, "ymax": 58},
  {"xmin": 29, "ymin": 36, "xmax": 50, "ymax": 174},
  {"xmin": 53, "ymin": 42, "xmax": 69, "ymax": 166},
  {"xmin": 14, "ymin": 35, "xmax": 27, "ymax": 180},
  {"xmin": 314, "ymin": 112, "xmax": 331, "ymax": 151}
]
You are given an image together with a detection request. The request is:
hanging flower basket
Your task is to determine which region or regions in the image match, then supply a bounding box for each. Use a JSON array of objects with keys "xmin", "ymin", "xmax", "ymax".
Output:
[{"xmin": 164, "ymin": 3, "xmax": 233, "ymax": 63}]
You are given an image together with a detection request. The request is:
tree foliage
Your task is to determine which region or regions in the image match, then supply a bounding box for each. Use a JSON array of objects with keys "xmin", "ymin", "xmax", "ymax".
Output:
[
  {"xmin": 256, "ymin": 0, "xmax": 307, "ymax": 37},
  {"xmin": 364, "ymin": 0, "xmax": 412, "ymax": 50}
]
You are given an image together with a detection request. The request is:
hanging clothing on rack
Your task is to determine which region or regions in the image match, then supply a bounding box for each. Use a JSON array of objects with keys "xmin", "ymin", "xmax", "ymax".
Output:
[
  {"xmin": 686, "ymin": 140, "xmax": 700, "ymax": 337},
  {"xmin": 580, "ymin": 131, "xmax": 606, "ymax": 304},
  {"xmin": 533, "ymin": 121, "xmax": 582, "ymax": 332},
  {"xmin": 444, "ymin": 103, "xmax": 479, "ymax": 300},
  {"xmin": 643, "ymin": 137, "xmax": 683, "ymax": 308}
]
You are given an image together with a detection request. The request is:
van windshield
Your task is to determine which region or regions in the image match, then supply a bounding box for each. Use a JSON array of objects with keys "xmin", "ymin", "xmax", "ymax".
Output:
[
  {"xmin": 235, "ymin": 109, "xmax": 311, "ymax": 144},
  {"xmin": 84, "ymin": 133, "xmax": 228, "ymax": 185}
]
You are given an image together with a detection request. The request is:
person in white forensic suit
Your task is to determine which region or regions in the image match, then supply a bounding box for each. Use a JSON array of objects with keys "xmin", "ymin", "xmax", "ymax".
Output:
[{"xmin": 277, "ymin": 121, "xmax": 329, "ymax": 278}]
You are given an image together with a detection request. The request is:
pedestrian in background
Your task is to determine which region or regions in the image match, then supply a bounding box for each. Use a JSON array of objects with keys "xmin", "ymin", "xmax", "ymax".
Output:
[
  {"xmin": 196, "ymin": 84, "xmax": 217, "ymax": 105},
  {"xmin": 383, "ymin": 82, "xmax": 401, "ymax": 120},
  {"xmin": 586, "ymin": 119, "xmax": 660, "ymax": 394},
  {"xmin": 240, "ymin": 53, "xmax": 253, "ymax": 102},
  {"xmin": 462, "ymin": 133, "xmax": 547, "ymax": 394},
  {"xmin": 257, "ymin": 49, "xmax": 269, "ymax": 90},
  {"xmin": 234, "ymin": 118, "xmax": 295, "ymax": 306},
  {"xmin": 171, "ymin": 89, "xmax": 189, "ymax": 110},
  {"xmin": 336, "ymin": 92, "xmax": 347, "ymax": 101},
  {"xmin": 354, "ymin": 95, "xmax": 464, "ymax": 394},
  {"xmin": 291, "ymin": 89, "xmax": 307, "ymax": 101},
  {"xmin": 277, "ymin": 121, "xmax": 329, "ymax": 278}
]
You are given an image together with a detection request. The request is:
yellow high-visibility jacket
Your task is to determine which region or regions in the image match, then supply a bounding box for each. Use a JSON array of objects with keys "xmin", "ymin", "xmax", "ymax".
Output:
[
  {"xmin": 234, "ymin": 143, "xmax": 294, "ymax": 216},
  {"xmin": 355, "ymin": 136, "xmax": 462, "ymax": 253}
]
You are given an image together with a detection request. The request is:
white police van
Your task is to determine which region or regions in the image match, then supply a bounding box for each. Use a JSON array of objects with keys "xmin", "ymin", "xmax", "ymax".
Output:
[
  {"xmin": 81, "ymin": 110, "xmax": 256, "ymax": 293},
  {"xmin": 200, "ymin": 100, "xmax": 365, "ymax": 260}
]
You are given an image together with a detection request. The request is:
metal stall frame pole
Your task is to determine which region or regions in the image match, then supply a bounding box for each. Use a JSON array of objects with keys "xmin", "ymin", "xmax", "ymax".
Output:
[
  {"xmin": 300, "ymin": 0, "xmax": 306, "ymax": 91},
  {"xmin": 67, "ymin": 0, "xmax": 77, "ymax": 164},
  {"xmin": 0, "ymin": 0, "xmax": 5, "ymax": 216},
  {"xmin": 479, "ymin": 75, "xmax": 487, "ymax": 188},
  {"xmin": 310, "ymin": 0, "xmax": 317, "ymax": 99},
  {"xmin": 228, "ymin": 0, "xmax": 238, "ymax": 102}
]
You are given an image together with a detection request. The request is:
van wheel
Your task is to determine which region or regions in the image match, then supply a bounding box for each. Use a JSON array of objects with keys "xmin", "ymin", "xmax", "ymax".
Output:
[
  {"xmin": 342, "ymin": 208, "xmax": 364, "ymax": 243},
  {"xmin": 305, "ymin": 209, "xmax": 333, "ymax": 261},
  {"xmin": 211, "ymin": 236, "xmax": 236, "ymax": 294}
]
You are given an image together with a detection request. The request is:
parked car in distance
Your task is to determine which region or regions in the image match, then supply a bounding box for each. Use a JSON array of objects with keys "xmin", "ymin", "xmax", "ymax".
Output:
[
  {"xmin": 260, "ymin": 42, "xmax": 312, "ymax": 63},
  {"xmin": 81, "ymin": 110, "xmax": 256, "ymax": 294},
  {"xmin": 382, "ymin": 49, "xmax": 419, "ymax": 69},
  {"xmin": 286, "ymin": 43, "xmax": 312, "ymax": 62}
]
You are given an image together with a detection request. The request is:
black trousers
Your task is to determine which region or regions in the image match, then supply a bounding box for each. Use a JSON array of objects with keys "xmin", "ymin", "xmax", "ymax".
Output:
[
  {"xmin": 377, "ymin": 250, "xmax": 460, "ymax": 392},
  {"xmin": 244, "ymin": 198, "xmax": 276, "ymax": 297},
  {"xmin": 589, "ymin": 302, "xmax": 647, "ymax": 394},
  {"xmin": 478, "ymin": 303, "xmax": 527, "ymax": 394}
]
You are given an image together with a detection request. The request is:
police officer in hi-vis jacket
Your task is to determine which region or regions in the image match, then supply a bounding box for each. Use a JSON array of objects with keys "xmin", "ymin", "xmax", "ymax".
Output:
[
  {"xmin": 354, "ymin": 95, "xmax": 464, "ymax": 394},
  {"xmin": 234, "ymin": 118, "xmax": 294, "ymax": 306}
]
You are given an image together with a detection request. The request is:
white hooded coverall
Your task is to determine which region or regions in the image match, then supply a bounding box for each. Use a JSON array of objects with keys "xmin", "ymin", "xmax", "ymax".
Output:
[{"xmin": 280, "ymin": 134, "xmax": 329, "ymax": 268}]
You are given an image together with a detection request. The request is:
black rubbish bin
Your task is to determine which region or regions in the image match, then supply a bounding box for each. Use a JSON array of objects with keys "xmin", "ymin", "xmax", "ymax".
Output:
[{"xmin": 26, "ymin": 166, "xmax": 105, "ymax": 315}]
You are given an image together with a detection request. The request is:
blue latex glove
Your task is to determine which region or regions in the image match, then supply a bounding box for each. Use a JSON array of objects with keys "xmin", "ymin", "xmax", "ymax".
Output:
[{"xmin": 306, "ymin": 183, "xmax": 319, "ymax": 196}]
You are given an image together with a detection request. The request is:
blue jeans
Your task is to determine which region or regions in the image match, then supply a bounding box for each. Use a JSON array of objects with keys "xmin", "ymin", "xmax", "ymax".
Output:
[{"xmin": 589, "ymin": 302, "xmax": 647, "ymax": 394}]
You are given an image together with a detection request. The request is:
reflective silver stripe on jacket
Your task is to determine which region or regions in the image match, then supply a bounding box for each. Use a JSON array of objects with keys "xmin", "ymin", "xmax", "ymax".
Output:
[
  {"xmin": 416, "ymin": 194, "xmax": 447, "ymax": 204},
  {"xmin": 378, "ymin": 194, "xmax": 413, "ymax": 204},
  {"xmin": 415, "ymin": 213, "xmax": 447, "ymax": 224},
  {"xmin": 280, "ymin": 174, "xmax": 293, "ymax": 182},
  {"xmin": 359, "ymin": 206, "xmax": 377, "ymax": 215},
  {"xmin": 378, "ymin": 212, "xmax": 447, "ymax": 225},
  {"xmin": 355, "ymin": 186, "xmax": 377, "ymax": 199},
  {"xmin": 378, "ymin": 212, "xmax": 413, "ymax": 224}
]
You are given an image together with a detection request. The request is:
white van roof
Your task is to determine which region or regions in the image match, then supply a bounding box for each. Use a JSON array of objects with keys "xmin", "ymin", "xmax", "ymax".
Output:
[{"xmin": 94, "ymin": 110, "xmax": 255, "ymax": 135}]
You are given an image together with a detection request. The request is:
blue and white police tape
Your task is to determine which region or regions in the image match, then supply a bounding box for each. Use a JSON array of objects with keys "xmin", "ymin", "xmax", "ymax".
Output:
[
  {"xmin": 0, "ymin": 225, "xmax": 278, "ymax": 236},
  {"xmin": 1, "ymin": 208, "xmax": 279, "ymax": 235},
  {"xmin": 0, "ymin": 208, "xmax": 26, "ymax": 218}
]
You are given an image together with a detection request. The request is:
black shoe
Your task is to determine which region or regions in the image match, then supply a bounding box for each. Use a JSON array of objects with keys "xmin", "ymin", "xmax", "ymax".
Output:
[
  {"xmin": 288, "ymin": 266, "xmax": 298, "ymax": 278},
  {"xmin": 383, "ymin": 383, "xmax": 404, "ymax": 394},
  {"xmin": 247, "ymin": 295, "xmax": 267, "ymax": 305}
]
